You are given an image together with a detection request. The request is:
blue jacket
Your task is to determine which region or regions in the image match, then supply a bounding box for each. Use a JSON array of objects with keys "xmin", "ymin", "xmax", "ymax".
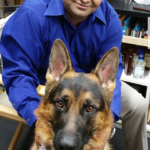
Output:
[{"xmin": 0, "ymin": 0, "xmax": 123, "ymax": 125}]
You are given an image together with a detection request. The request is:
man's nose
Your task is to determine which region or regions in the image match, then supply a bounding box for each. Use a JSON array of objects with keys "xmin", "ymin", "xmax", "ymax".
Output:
[{"xmin": 57, "ymin": 133, "xmax": 79, "ymax": 150}]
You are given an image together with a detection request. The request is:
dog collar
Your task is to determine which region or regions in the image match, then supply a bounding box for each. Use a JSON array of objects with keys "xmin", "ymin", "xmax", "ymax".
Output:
[
  {"xmin": 40, "ymin": 142, "xmax": 46, "ymax": 150},
  {"xmin": 109, "ymin": 126, "xmax": 116, "ymax": 139}
]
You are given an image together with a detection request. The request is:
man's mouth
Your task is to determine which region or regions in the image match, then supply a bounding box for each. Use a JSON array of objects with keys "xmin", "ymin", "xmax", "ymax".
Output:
[{"xmin": 75, "ymin": 2, "xmax": 89, "ymax": 10}]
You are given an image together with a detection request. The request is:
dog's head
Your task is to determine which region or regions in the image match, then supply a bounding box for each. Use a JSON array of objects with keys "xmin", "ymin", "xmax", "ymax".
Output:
[{"xmin": 35, "ymin": 39, "xmax": 119, "ymax": 150}]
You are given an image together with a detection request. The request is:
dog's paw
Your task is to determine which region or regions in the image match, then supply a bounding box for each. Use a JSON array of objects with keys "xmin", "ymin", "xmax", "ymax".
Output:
[
  {"xmin": 83, "ymin": 144, "xmax": 92, "ymax": 150},
  {"xmin": 49, "ymin": 147, "xmax": 55, "ymax": 150},
  {"xmin": 83, "ymin": 139, "xmax": 111, "ymax": 150},
  {"xmin": 84, "ymin": 144, "xmax": 103, "ymax": 150},
  {"xmin": 83, "ymin": 138, "xmax": 104, "ymax": 150},
  {"xmin": 30, "ymin": 141, "xmax": 38, "ymax": 150}
]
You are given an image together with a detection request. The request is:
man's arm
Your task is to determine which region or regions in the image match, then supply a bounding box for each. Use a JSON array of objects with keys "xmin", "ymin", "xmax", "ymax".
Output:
[
  {"xmin": 96, "ymin": 14, "xmax": 123, "ymax": 121},
  {"xmin": 91, "ymin": 13, "xmax": 123, "ymax": 150},
  {"xmin": 0, "ymin": 7, "xmax": 44, "ymax": 126}
]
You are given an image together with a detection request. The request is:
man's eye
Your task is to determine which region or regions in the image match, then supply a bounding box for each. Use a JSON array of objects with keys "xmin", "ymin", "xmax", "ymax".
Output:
[
  {"xmin": 86, "ymin": 105, "xmax": 94, "ymax": 112},
  {"xmin": 56, "ymin": 100, "xmax": 64, "ymax": 108}
]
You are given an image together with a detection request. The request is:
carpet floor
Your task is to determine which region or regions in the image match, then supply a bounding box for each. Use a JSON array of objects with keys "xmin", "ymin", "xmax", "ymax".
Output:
[{"xmin": 0, "ymin": 117, "xmax": 150, "ymax": 150}]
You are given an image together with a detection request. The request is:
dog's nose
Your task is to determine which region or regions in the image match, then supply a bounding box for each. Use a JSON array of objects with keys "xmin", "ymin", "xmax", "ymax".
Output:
[{"xmin": 57, "ymin": 134, "xmax": 78, "ymax": 150}]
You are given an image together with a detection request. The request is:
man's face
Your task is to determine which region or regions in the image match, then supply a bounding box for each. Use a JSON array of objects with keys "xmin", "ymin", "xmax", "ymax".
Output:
[{"xmin": 63, "ymin": 0, "xmax": 103, "ymax": 19}]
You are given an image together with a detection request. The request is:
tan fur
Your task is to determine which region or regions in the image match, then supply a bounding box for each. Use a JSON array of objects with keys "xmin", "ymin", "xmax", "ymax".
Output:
[
  {"xmin": 83, "ymin": 85, "xmax": 113, "ymax": 150},
  {"xmin": 30, "ymin": 39, "xmax": 119, "ymax": 150}
]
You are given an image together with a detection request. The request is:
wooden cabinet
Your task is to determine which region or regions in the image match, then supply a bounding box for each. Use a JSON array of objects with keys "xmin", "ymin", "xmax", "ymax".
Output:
[
  {"xmin": 0, "ymin": 0, "xmax": 24, "ymax": 18},
  {"xmin": 0, "ymin": 0, "xmax": 15, "ymax": 18},
  {"xmin": 14, "ymin": 0, "xmax": 24, "ymax": 5},
  {"xmin": 0, "ymin": 0, "xmax": 5, "ymax": 18}
]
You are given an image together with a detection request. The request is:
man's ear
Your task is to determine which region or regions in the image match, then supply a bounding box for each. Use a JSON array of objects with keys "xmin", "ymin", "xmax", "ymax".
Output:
[
  {"xmin": 46, "ymin": 39, "xmax": 73, "ymax": 81},
  {"xmin": 92, "ymin": 47, "xmax": 119, "ymax": 92}
]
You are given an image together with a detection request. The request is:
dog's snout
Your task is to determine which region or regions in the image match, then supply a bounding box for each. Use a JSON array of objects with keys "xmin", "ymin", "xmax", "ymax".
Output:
[{"xmin": 57, "ymin": 134, "xmax": 78, "ymax": 150}]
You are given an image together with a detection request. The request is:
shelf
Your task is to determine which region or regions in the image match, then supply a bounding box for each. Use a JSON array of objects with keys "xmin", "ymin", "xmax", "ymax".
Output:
[
  {"xmin": 122, "ymin": 36, "xmax": 148, "ymax": 47},
  {"xmin": 107, "ymin": 0, "xmax": 150, "ymax": 18},
  {"xmin": 107, "ymin": 0, "xmax": 150, "ymax": 47},
  {"xmin": 4, "ymin": 6, "xmax": 20, "ymax": 14},
  {"xmin": 121, "ymin": 70, "xmax": 150, "ymax": 86}
]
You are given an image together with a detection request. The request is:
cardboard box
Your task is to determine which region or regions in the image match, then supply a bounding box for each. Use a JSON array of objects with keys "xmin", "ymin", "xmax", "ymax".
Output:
[
  {"xmin": 15, "ymin": 0, "xmax": 24, "ymax": 5},
  {"xmin": 9, "ymin": 0, "xmax": 15, "ymax": 6}
]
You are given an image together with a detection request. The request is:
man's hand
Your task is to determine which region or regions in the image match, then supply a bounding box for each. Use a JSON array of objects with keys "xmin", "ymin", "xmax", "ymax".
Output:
[
  {"xmin": 92, "ymin": 127, "xmax": 112, "ymax": 150},
  {"xmin": 35, "ymin": 120, "xmax": 42, "ymax": 149}
]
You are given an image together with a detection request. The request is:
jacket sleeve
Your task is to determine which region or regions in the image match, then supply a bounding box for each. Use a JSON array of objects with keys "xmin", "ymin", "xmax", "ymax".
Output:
[
  {"xmin": 0, "ymin": 7, "xmax": 45, "ymax": 126},
  {"xmin": 96, "ymin": 15, "xmax": 123, "ymax": 121}
]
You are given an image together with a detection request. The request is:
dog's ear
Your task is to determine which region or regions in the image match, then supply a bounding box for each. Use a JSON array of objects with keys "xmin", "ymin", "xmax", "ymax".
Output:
[
  {"xmin": 93, "ymin": 47, "xmax": 119, "ymax": 91},
  {"xmin": 46, "ymin": 39, "xmax": 73, "ymax": 81}
]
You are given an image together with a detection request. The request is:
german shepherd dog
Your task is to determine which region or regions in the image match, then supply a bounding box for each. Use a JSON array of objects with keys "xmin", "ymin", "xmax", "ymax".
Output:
[{"xmin": 31, "ymin": 39, "xmax": 119, "ymax": 150}]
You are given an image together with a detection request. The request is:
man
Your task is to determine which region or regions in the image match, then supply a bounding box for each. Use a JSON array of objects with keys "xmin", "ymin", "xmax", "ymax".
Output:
[{"xmin": 0, "ymin": 0, "xmax": 148, "ymax": 150}]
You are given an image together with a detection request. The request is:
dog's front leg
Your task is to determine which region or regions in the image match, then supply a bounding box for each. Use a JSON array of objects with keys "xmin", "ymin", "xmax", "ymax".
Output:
[
  {"xmin": 30, "ymin": 141, "xmax": 38, "ymax": 150},
  {"xmin": 83, "ymin": 138, "xmax": 111, "ymax": 150},
  {"xmin": 83, "ymin": 137, "xmax": 103, "ymax": 150},
  {"xmin": 30, "ymin": 141, "xmax": 55, "ymax": 150}
]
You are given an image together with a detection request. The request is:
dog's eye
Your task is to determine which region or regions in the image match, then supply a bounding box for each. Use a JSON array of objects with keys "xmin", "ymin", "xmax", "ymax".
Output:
[
  {"xmin": 56, "ymin": 100, "xmax": 64, "ymax": 108},
  {"xmin": 86, "ymin": 105, "xmax": 94, "ymax": 112}
]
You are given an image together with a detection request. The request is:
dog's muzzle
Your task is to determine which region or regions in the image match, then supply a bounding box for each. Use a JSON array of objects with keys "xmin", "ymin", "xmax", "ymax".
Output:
[{"xmin": 54, "ymin": 131, "xmax": 83, "ymax": 150}]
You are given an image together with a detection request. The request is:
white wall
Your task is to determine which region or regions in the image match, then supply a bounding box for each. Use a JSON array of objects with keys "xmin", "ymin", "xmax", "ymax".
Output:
[{"xmin": 0, "ymin": 12, "xmax": 15, "ymax": 39}]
